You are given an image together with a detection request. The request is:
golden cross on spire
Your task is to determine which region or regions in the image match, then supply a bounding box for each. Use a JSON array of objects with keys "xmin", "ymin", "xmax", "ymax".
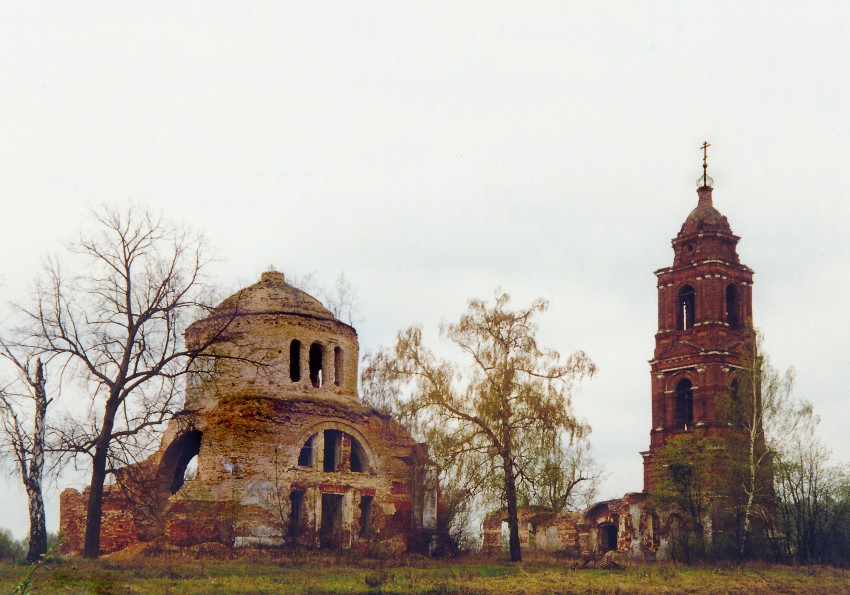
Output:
[{"xmin": 700, "ymin": 141, "xmax": 711, "ymax": 185}]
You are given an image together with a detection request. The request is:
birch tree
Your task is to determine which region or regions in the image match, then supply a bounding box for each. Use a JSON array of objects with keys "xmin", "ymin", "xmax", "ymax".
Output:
[
  {"xmin": 362, "ymin": 292, "xmax": 595, "ymax": 562},
  {"xmin": 0, "ymin": 343, "xmax": 50, "ymax": 562},
  {"xmin": 718, "ymin": 336, "xmax": 808, "ymax": 559}
]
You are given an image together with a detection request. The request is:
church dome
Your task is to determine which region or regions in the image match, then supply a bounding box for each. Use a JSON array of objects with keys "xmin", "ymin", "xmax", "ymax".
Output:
[
  {"xmin": 672, "ymin": 186, "xmax": 741, "ymax": 266},
  {"xmin": 214, "ymin": 270, "xmax": 336, "ymax": 321},
  {"xmin": 678, "ymin": 187, "xmax": 733, "ymax": 237}
]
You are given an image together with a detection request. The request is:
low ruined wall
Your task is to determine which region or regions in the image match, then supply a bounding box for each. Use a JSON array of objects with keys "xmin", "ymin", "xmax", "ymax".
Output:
[{"xmin": 482, "ymin": 496, "xmax": 659, "ymax": 559}]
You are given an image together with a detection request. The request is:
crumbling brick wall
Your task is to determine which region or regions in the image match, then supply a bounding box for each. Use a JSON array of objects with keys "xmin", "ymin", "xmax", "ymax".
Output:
[{"xmin": 482, "ymin": 496, "xmax": 659, "ymax": 560}]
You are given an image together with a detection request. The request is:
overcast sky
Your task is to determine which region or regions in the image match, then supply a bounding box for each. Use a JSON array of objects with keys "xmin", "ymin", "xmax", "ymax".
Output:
[{"xmin": 1, "ymin": 2, "xmax": 849, "ymax": 540}]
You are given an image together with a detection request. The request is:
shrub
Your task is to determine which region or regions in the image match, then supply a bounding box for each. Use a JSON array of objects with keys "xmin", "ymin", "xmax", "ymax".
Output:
[
  {"xmin": 0, "ymin": 528, "xmax": 25, "ymax": 561},
  {"xmin": 364, "ymin": 569, "xmax": 392, "ymax": 589}
]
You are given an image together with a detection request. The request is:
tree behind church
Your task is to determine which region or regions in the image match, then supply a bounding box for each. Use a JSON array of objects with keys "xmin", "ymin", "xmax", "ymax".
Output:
[{"xmin": 361, "ymin": 292, "xmax": 595, "ymax": 562}]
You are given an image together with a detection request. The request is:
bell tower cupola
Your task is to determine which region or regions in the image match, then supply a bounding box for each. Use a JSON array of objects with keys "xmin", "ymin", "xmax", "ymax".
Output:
[{"xmin": 642, "ymin": 143, "xmax": 756, "ymax": 493}]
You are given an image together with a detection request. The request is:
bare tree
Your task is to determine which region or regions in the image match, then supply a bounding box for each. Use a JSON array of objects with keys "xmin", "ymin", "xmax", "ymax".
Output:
[
  {"xmin": 526, "ymin": 436, "xmax": 602, "ymax": 513},
  {"xmin": 17, "ymin": 207, "xmax": 228, "ymax": 558},
  {"xmin": 285, "ymin": 269, "xmax": 358, "ymax": 327},
  {"xmin": 0, "ymin": 343, "xmax": 50, "ymax": 562},
  {"xmin": 320, "ymin": 273, "xmax": 358, "ymax": 326},
  {"xmin": 769, "ymin": 399, "xmax": 850, "ymax": 565},
  {"xmin": 361, "ymin": 292, "xmax": 595, "ymax": 562}
]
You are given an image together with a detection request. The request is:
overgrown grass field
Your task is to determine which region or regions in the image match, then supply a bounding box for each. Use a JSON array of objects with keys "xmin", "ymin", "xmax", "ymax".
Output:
[{"xmin": 1, "ymin": 551, "xmax": 848, "ymax": 594}]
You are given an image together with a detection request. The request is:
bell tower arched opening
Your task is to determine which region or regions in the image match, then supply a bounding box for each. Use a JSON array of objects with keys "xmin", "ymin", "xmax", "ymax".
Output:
[
  {"xmin": 677, "ymin": 285, "xmax": 695, "ymax": 330},
  {"xmin": 726, "ymin": 284, "xmax": 740, "ymax": 329},
  {"xmin": 673, "ymin": 379, "xmax": 694, "ymax": 430}
]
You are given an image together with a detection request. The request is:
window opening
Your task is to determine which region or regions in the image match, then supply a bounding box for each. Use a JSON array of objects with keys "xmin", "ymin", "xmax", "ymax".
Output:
[
  {"xmin": 726, "ymin": 284, "xmax": 740, "ymax": 329},
  {"xmin": 674, "ymin": 379, "xmax": 694, "ymax": 430},
  {"xmin": 334, "ymin": 346, "xmax": 343, "ymax": 386},
  {"xmin": 309, "ymin": 343, "xmax": 324, "ymax": 388},
  {"xmin": 677, "ymin": 285, "xmax": 695, "ymax": 330},
  {"xmin": 350, "ymin": 438, "xmax": 364, "ymax": 473},
  {"xmin": 298, "ymin": 436, "xmax": 314, "ymax": 467},
  {"xmin": 669, "ymin": 464, "xmax": 692, "ymax": 489},
  {"xmin": 289, "ymin": 490, "xmax": 305, "ymax": 537},
  {"xmin": 290, "ymin": 340, "xmax": 302, "ymax": 382},
  {"xmin": 320, "ymin": 493, "xmax": 344, "ymax": 549},
  {"xmin": 323, "ymin": 429, "xmax": 341, "ymax": 472},
  {"xmin": 729, "ymin": 379, "xmax": 746, "ymax": 428},
  {"xmin": 359, "ymin": 495, "xmax": 373, "ymax": 538}
]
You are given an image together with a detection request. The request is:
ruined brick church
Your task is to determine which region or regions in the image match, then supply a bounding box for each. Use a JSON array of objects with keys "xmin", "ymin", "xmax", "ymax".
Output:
[
  {"xmin": 61, "ymin": 157, "xmax": 758, "ymax": 559},
  {"xmin": 60, "ymin": 271, "xmax": 437, "ymax": 555}
]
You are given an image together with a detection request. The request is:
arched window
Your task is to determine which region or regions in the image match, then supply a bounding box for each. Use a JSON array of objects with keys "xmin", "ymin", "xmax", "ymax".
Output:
[
  {"xmin": 677, "ymin": 285, "xmax": 695, "ymax": 330},
  {"xmin": 295, "ymin": 429, "xmax": 372, "ymax": 473},
  {"xmin": 309, "ymin": 343, "xmax": 324, "ymax": 388},
  {"xmin": 726, "ymin": 284, "xmax": 740, "ymax": 329},
  {"xmin": 673, "ymin": 379, "xmax": 694, "ymax": 430},
  {"xmin": 334, "ymin": 346, "xmax": 343, "ymax": 386},
  {"xmin": 290, "ymin": 340, "xmax": 302, "ymax": 382}
]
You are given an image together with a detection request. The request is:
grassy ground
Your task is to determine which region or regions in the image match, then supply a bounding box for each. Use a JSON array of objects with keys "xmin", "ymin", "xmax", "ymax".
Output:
[{"xmin": 1, "ymin": 551, "xmax": 848, "ymax": 594}]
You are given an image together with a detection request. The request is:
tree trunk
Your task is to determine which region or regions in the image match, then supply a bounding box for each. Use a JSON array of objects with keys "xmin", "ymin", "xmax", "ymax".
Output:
[
  {"xmin": 25, "ymin": 480, "xmax": 47, "ymax": 562},
  {"xmin": 83, "ymin": 397, "xmax": 119, "ymax": 559},
  {"xmin": 25, "ymin": 359, "xmax": 48, "ymax": 563},
  {"xmin": 502, "ymin": 454, "xmax": 522, "ymax": 562},
  {"xmin": 83, "ymin": 439, "xmax": 110, "ymax": 558},
  {"xmin": 739, "ymin": 468, "xmax": 756, "ymax": 559}
]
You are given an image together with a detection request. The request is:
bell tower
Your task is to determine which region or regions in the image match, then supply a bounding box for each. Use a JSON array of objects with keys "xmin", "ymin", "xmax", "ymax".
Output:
[{"xmin": 642, "ymin": 143, "xmax": 756, "ymax": 493}]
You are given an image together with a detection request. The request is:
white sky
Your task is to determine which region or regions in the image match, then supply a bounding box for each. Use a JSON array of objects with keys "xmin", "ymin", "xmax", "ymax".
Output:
[{"xmin": 1, "ymin": 2, "xmax": 849, "ymax": 540}]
